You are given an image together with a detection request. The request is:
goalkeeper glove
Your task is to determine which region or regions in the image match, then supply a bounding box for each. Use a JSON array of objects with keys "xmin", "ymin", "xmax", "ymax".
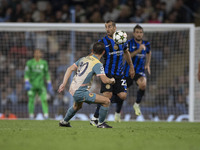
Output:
[
  {"xmin": 47, "ymin": 82, "xmax": 54, "ymax": 96},
  {"xmin": 25, "ymin": 81, "xmax": 32, "ymax": 91}
]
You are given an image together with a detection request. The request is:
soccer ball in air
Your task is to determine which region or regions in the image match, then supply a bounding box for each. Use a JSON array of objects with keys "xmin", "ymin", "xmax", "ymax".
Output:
[{"xmin": 113, "ymin": 30, "xmax": 127, "ymax": 45}]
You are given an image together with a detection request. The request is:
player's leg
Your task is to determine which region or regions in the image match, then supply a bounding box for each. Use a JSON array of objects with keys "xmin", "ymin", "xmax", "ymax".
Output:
[
  {"xmin": 133, "ymin": 76, "xmax": 146, "ymax": 115},
  {"xmin": 27, "ymin": 89, "xmax": 36, "ymax": 119},
  {"xmin": 94, "ymin": 94, "xmax": 112, "ymax": 128},
  {"xmin": 93, "ymin": 104, "xmax": 101, "ymax": 118},
  {"xmin": 115, "ymin": 92, "xmax": 127, "ymax": 122},
  {"xmin": 90, "ymin": 91, "xmax": 112, "ymax": 126},
  {"xmin": 113, "ymin": 76, "xmax": 133, "ymax": 121},
  {"xmin": 90, "ymin": 81, "xmax": 113, "ymax": 126},
  {"xmin": 113, "ymin": 78, "xmax": 127, "ymax": 122},
  {"xmin": 39, "ymin": 87, "xmax": 49, "ymax": 119},
  {"xmin": 111, "ymin": 94, "xmax": 123, "ymax": 112},
  {"xmin": 59, "ymin": 102, "xmax": 83, "ymax": 127}
]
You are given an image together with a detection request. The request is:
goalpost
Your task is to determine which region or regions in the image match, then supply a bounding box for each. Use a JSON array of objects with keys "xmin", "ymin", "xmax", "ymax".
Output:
[
  {"xmin": 194, "ymin": 27, "xmax": 200, "ymax": 122},
  {"xmin": 0, "ymin": 23, "xmax": 197, "ymax": 122}
]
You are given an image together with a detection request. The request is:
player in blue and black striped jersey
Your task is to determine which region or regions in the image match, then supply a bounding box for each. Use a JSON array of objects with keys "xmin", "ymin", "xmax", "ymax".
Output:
[
  {"xmin": 90, "ymin": 20, "xmax": 135, "ymax": 125},
  {"xmin": 124, "ymin": 24, "xmax": 151, "ymax": 116}
]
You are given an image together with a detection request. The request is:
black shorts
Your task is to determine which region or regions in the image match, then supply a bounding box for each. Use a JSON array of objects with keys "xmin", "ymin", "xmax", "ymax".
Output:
[
  {"xmin": 100, "ymin": 75, "xmax": 127, "ymax": 94},
  {"xmin": 126, "ymin": 73, "xmax": 145, "ymax": 88}
]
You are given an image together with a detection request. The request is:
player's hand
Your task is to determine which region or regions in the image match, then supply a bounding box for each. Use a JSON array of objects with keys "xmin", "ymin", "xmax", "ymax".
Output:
[
  {"xmin": 129, "ymin": 66, "xmax": 135, "ymax": 79},
  {"xmin": 122, "ymin": 42, "xmax": 128, "ymax": 51},
  {"xmin": 139, "ymin": 44, "xmax": 146, "ymax": 52},
  {"xmin": 25, "ymin": 81, "xmax": 32, "ymax": 91},
  {"xmin": 145, "ymin": 65, "xmax": 151, "ymax": 75},
  {"xmin": 110, "ymin": 78, "xmax": 115, "ymax": 85},
  {"xmin": 58, "ymin": 83, "xmax": 65, "ymax": 93},
  {"xmin": 47, "ymin": 82, "xmax": 54, "ymax": 96}
]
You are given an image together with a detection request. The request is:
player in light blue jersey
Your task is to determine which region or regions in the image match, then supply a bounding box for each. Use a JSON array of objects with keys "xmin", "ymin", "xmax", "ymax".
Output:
[
  {"xmin": 58, "ymin": 42, "xmax": 115, "ymax": 128},
  {"xmin": 124, "ymin": 24, "xmax": 151, "ymax": 116}
]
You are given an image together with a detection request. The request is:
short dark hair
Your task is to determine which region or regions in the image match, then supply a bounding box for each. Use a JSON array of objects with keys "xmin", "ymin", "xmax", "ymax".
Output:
[
  {"xmin": 133, "ymin": 24, "xmax": 143, "ymax": 32},
  {"xmin": 105, "ymin": 20, "xmax": 116, "ymax": 27},
  {"xmin": 93, "ymin": 42, "xmax": 105, "ymax": 55}
]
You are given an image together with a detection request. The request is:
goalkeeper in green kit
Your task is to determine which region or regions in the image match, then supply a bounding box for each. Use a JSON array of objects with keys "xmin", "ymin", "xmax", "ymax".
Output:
[{"xmin": 24, "ymin": 49, "xmax": 54, "ymax": 119}]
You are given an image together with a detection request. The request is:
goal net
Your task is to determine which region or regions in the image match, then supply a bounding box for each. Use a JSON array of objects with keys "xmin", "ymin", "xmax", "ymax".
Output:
[{"xmin": 0, "ymin": 23, "xmax": 195, "ymax": 121}]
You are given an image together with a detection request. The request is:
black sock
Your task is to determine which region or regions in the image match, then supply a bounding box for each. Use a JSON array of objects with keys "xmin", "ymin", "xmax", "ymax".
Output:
[
  {"xmin": 111, "ymin": 94, "xmax": 124, "ymax": 113},
  {"xmin": 94, "ymin": 104, "xmax": 101, "ymax": 118},
  {"xmin": 116, "ymin": 98, "xmax": 123, "ymax": 113},
  {"xmin": 136, "ymin": 89, "xmax": 145, "ymax": 104},
  {"xmin": 110, "ymin": 94, "xmax": 116, "ymax": 103}
]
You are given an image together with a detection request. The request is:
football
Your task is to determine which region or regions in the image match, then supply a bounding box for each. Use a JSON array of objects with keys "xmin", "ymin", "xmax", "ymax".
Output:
[{"xmin": 113, "ymin": 30, "xmax": 127, "ymax": 45}]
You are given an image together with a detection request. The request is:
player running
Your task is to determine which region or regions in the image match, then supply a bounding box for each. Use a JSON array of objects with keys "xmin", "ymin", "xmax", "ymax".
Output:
[
  {"xmin": 90, "ymin": 20, "xmax": 135, "ymax": 125},
  {"xmin": 24, "ymin": 49, "xmax": 54, "ymax": 119},
  {"xmin": 124, "ymin": 24, "xmax": 151, "ymax": 116},
  {"xmin": 58, "ymin": 42, "xmax": 115, "ymax": 128}
]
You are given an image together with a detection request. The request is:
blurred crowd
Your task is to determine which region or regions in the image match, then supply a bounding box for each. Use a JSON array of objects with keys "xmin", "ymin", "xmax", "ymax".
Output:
[{"xmin": 0, "ymin": 0, "xmax": 199, "ymax": 24}]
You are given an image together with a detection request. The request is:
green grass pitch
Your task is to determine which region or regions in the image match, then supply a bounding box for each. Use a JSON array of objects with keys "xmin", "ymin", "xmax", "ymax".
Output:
[{"xmin": 0, "ymin": 120, "xmax": 200, "ymax": 150}]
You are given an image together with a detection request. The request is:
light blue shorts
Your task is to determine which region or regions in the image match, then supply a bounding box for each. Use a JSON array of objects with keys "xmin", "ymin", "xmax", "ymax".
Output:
[{"xmin": 73, "ymin": 90, "xmax": 96, "ymax": 104}]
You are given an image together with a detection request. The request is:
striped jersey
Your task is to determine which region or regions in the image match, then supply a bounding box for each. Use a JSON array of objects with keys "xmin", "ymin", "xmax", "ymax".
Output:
[
  {"xmin": 99, "ymin": 35, "xmax": 124, "ymax": 77},
  {"xmin": 69, "ymin": 55, "xmax": 105, "ymax": 96},
  {"xmin": 123, "ymin": 38, "xmax": 151, "ymax": 77}
]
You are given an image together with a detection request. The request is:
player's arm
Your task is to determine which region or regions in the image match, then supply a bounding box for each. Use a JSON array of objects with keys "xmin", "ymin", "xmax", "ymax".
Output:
[
  {"xmin": 145, "ymin": 42, "xmax": 151, "ymax": 75},
  {"xmin": 94, "ymin": 63, "xmax": 115, "ymax": 84},
  {"xmin": 130, "ymin": 44, "xmax": 146, "ymax": 57},
  {"xmin": 124, "ymin": 49, "xmax": 135, "ymax": 79},
  {"xmin": 145, "ymin": 51, "xmax": 151, "ymax": 75},
  {"xmin": 100, "ymin": 75, "xmax": 115, "ymax": 84},
  {"xmin": 198, "ymin": 61, "xmax": 200, "ymax": 82},
  {"xmin": 44, "ymin": 61, "xmax": 54, "ymax": 95},
  {"xmin": 24, "ymin": 61, "xmax": 32, "ymax": 91},
  {"xmin": 58, "ymin": 64, "xmax": 77, "ymax": 93}
]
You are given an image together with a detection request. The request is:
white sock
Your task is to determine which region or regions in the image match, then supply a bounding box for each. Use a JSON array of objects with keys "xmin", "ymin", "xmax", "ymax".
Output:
[
  {"xmin": 115, "ymin": 112, "xmax": 120, "ymax": 115},
  {"xmin": 92, "ymin": 116, "xmax": 98, "ymax": 120},
  {"xmin": 44, "ymin": 113, "xmax": 49, "ymax": 118},
  {"xmin": 135, "ymin": 102, "xmax": 139, "ymax": 106},
  {"xmin": 29, "ymin": 114, "xmax": 34, "ymax": 119},
  {"xmin": 98, "ymin": 122, "xmax": 103, "ymax": 125},
  {"xmin": 61, "ymin": 120, "xmax": 68, "ymax": 124}
]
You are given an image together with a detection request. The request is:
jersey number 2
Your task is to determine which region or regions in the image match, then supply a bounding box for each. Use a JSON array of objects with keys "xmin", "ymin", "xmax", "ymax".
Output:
[{"xmin": 121, "ymin": 79, "xmax": 127, "ymax": 86}]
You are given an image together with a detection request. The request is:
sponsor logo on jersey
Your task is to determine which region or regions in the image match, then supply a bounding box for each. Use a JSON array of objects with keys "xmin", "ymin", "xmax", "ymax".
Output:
[
  {"xmin": 40, "ymin": 65, "xmax": 44, "ymax": 69},
  {"xmin": 109, "ymin": 51, "xmax": 123, "ymax": 56}
]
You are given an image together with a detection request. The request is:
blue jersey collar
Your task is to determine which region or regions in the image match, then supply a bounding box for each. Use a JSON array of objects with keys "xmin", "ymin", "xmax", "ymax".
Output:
[{"xmin": 92, "ymin": 54, "xmax": 99, "ymax": 60}]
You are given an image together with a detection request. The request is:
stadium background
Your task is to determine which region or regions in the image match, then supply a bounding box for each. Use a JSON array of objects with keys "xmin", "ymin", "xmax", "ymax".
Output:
[{"xmin": 0, "ymin": 0, "xmax": 200, "ymax": 121}]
